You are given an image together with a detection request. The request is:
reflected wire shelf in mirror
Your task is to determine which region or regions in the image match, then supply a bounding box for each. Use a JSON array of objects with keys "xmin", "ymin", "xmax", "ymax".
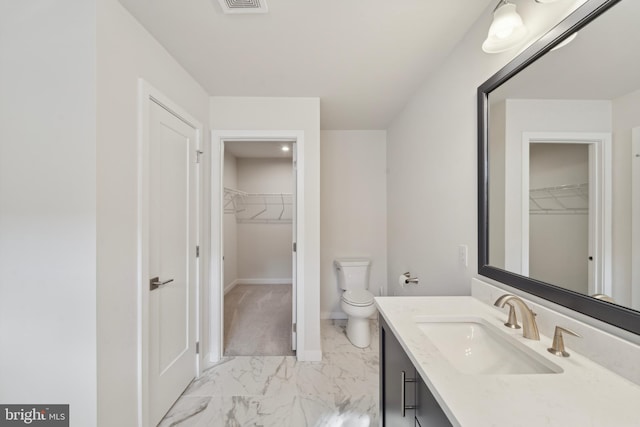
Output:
[
  {"xmin": 529, "ymin": 183, "xmax": 588, "ymax": 215},
  {"xmin": 224, "ymin": 187, "xmax": 293, "ymax": 224}
]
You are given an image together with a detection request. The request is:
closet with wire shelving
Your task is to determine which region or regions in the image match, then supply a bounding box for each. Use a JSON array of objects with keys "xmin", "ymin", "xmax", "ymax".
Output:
[
  {"xmin": 222, "ymin": 144, "xmax": 295, "ymax": 356},
  {"xmin": 223, "ymin": 153, "xmax": 294, "ymax": 287},
  {"xmin": 529, "ymin": 143, "xmax": 589, "ymax": 295}
]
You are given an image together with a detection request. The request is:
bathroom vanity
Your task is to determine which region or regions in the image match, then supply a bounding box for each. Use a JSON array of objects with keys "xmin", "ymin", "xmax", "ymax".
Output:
[
  {"xmin": 376, "ymin": 296, "xmax": 640, "ymax": 427},
  {"xmin": 380, "ymin": 315, "xmax": 451, "ymax": 427},
  {"xmin": 380, "ymin": 1, "xmax": 640, "ymax": 424}
]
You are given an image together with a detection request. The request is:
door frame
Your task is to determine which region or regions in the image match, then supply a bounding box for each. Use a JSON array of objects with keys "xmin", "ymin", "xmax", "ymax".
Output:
[
  {"xmin": 138, "ymin": 80, "xmax": 203, "ymax": 427},
  {"xmin": 632, "ymin": 127, "xmax": 640, "ymax": 310},
  {"xmin": 291, "ymin": 143, "xmax": 298, "ymax": 351},
  {"xmin": 520, "ymin": 131, "xmax": 612, "ymax": 296},
  {"xmin": 210, "ymin": 130, "xmax": 304, "ymax": 363}
]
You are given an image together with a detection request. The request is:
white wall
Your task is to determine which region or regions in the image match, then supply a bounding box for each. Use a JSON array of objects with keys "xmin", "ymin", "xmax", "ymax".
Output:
[
  {"xmin": 489, "ymin": 101, "xmax": 506, "ymax": 269},
  {"xmin": 237, "ymin": 223, "xmax": 292, "ymax": 281},
  {"xmin": 612, "ymin": 89, "xmax": 640, "ymax": 306},
  {"xmin": 210, "ymin": 97, "xmax": 321, "ymax": 360},
  {"xmin": 529, "ymin": 143, "xmax": 589, "ymax": 188},
  {"xmin": 0, "ymin": 2, "xmax": 97, "ymax": 425},
  {"xmin": 320, "ymin": 131, "xmax": 388, "ymax": 318},
  {"xmin": 237, "ymin": 158, "xmax": 293, "ymax": 193},
  {"xmin": 386, "ymin": 1, "xmax": 587, "ymax": 297},
  {"xmin": 223, "ymin": 151, "xmax": 238, "ymax": 291},
  {"xmin": 236, "ymin": 158, "xmax": 293, "ymax": 282},
  {"xmin": 96, "ymin": 0, "xmax": 210, "ymax": 424}
]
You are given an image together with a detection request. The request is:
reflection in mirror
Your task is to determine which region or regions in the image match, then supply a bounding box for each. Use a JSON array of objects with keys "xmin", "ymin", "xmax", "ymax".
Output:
[
  {"xmin": 529, "ymin": 143, "xmax": 590, "ymax": 294},
  {"xmin": 484, "ymin": 0, "xmax": 640, "ymax": 314}
]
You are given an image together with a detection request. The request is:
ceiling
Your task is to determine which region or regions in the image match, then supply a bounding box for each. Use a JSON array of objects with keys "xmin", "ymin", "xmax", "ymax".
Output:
[
  {"xmin": 225, "ymin": 140, "xmax": 293, "ymax": 158},
  {"xmin": 118, "ymin": 0, "xmax": 494, "ymax": 129}
]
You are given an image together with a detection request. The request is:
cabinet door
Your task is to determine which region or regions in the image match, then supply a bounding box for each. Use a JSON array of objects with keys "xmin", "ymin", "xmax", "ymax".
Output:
[
  {"xmin": 416, "ymin": 375, "xmax": 453, "ymax": 427},
  {"xmin": 380, "ymin": 317, "xmax": 416, "ymax": 427}
]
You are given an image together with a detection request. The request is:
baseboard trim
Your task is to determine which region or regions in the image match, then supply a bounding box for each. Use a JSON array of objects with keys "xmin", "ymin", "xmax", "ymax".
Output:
[
  {"xmin": 297, "ymin": 349, "xmax": 322, "ymax": 362},
  {"xmin": 225, "ymin": 279, "xmax": 293, "ymax": 294},
  {"xmin": 224, "ymin": 279, "xmax": 239, "ymax": 295},
  {"xmin": 208, "ymin": 351, "xmax": 222, "ymax": 365},
  {"xmin": 321, "ymin": 311, "xmax": 348, "ymax": 320},
  {"xmin": 200, "ymin": 352, "xmax": 217, "ymax": 373},
  {"xmin": 236, "ymin": 278, "xmax": 293, "ymax": 285},
  {"xmin": 321, "ymin": 311, "xmax": 378, "ymax": 320}
]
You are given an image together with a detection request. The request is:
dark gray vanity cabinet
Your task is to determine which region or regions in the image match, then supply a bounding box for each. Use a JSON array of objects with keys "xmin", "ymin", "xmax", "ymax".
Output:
[
  {"xmin": 380, "ymin": 316, "xmax": 416, "ymax": 426},
  {"xmin": 380, "ymin": 316, "xmax": 452, "ymax": 427},
  {"xmin": 415, "ymin": 375, "xmax": 452, "ymax": 427}
]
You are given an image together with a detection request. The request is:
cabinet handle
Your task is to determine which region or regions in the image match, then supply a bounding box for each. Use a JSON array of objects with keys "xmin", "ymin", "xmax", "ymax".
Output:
[{"xmin": 400, "ymin": 370, "xmax": 417, "ymax": 417}]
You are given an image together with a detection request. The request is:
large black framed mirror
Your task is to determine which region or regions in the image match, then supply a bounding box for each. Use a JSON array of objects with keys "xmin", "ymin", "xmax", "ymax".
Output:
[{"xmin": 478, "ymin": 0, "xmax": 640, "ymax": 335}]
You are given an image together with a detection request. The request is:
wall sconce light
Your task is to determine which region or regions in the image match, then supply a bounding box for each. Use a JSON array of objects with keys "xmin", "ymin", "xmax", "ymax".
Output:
[
  {"xmin": 482, "ymin": 0, "xmax": 564, "ymax": 54},
  {"xmin": 482, "ymin": 1, "xmax": 528, "ymax": 53}
]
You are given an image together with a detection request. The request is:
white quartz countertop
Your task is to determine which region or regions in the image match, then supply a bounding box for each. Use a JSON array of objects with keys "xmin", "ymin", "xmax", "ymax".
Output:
[{"xmin": 375, "ymin": 296, "xmax": 640, "ymax": 427}]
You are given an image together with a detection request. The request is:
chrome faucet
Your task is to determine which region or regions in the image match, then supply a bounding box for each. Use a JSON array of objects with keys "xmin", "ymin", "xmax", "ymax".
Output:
[{"xmin": 494, "ymin": 294, "xmax": 540, "ymax": 340}]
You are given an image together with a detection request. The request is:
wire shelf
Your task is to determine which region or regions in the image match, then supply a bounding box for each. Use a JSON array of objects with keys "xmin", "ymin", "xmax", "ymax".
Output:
[
  {"xmin": 529, "ymin": 183, "xmax": 588, "ymax": 215},
  {"xmin": 224, "ymin": 187, "xmax": 293, "ymax": 223}
]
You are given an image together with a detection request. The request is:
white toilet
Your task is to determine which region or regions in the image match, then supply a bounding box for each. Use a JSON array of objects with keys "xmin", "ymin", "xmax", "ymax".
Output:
[{"xmin": 334, "ymin": 258, "xmax": 377, "ymax": 348}]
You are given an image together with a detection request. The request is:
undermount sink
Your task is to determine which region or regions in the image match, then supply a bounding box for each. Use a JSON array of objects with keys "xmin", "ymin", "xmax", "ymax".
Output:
[{"xmin": 414, "ymin": 316, "xmax": 563, "ymax": 375}]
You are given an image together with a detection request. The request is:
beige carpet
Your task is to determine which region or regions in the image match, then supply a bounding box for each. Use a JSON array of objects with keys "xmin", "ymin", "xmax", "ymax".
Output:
[{"xmin": 224, "ymin": 284, "xmax": 294, "ymax": 356}]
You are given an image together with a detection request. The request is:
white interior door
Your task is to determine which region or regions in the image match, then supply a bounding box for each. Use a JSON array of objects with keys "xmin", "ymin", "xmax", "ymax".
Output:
[
  {"xmin": 291, "ymin": 143, "xmax": 297, "ymax": 351},
  {"xmin": 149, "ymin": 101, "xmax": 198, "ymax": 426}
]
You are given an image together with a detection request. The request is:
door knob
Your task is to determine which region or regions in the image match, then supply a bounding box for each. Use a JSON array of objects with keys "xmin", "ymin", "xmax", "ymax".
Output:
[{"xmin": 150, "ymin": 277, "xmax": 174, "ymax": 291}]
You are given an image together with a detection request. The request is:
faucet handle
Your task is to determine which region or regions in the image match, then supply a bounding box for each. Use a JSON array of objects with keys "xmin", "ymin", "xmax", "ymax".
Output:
[
  {"xmin": 503, "ymin": 302, "xmax": 521, "ymax": 329},
  {"xmin": 547, "ymin": 326, "xmax": 582, "ymax": 357}
]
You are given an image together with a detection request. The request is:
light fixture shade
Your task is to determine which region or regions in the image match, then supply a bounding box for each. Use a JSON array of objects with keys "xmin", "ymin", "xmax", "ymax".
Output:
[
  {"xmin": 551, "ymin": 32, "xmax": 578, "ymax": 51},
  {"xmin": 482, "ymin": 2, "xmax": 528, "ymax": 54}
]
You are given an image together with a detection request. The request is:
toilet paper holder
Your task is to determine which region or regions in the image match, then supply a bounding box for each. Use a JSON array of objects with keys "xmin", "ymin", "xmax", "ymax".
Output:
[{"xmin": 403, "ymin": 272, "xmax": 419, "ymax": 285}]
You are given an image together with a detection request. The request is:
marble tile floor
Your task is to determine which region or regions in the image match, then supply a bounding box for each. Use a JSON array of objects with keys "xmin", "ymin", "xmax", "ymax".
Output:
[{"xmin": 159, "ymin": 318, "xmax": 380, "ymax": 427}]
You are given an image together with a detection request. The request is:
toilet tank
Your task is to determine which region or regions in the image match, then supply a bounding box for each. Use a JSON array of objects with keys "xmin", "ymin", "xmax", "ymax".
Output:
[{"xmin": 334, "ymin": 259, "xmax": 371, "ymax": 291}]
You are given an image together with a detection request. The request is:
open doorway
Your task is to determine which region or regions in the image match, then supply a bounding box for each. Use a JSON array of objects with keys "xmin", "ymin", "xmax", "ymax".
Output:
[
  {"xmin": 528, "ymin": 142, "xmax": 590, "ymax": 294},
  {"xmin": 221, "ymin": 140, "xmax": 296, "ymax": 356},
  {"xmin": 521, "ymin": 132, "xmax": 612, "ymax": 298}
]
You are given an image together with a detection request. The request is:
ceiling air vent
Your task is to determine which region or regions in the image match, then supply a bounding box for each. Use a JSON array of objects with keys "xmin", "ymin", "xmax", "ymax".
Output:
[{"xmin": 217, "ymin": 0, "xmax": 268, "ymax": 14}]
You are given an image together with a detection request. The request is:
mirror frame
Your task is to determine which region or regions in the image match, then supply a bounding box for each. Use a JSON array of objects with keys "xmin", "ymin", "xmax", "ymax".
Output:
[{"xmin": 477, "ymin": 0, "xmax": 640, "ymax": 336}]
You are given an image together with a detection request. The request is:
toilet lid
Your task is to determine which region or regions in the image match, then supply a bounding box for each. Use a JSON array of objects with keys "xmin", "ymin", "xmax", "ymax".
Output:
[{"xmin": 342, "ymin": 289, "xmax": 374, "ymax": 306}]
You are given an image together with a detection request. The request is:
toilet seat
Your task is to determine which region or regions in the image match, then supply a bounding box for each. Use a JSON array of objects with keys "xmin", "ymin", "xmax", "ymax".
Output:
[{"xmin": 342, "ymin": 289, "xmax": 374, "ymax": 307}]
